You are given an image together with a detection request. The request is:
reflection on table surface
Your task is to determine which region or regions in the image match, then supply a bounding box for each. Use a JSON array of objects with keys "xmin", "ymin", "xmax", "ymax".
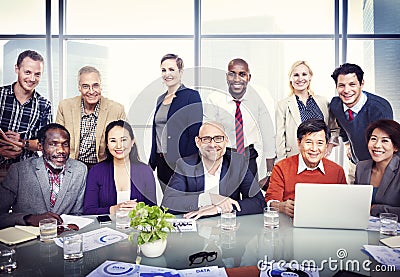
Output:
[{"xmin": 1, "ymin": 213, "xmax": 398, "ymax": 276}]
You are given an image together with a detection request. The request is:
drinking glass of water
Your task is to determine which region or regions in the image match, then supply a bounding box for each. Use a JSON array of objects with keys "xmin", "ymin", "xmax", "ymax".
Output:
[
  {"xmin": 264, "ymin": 207, "xmax": 279, "ymax": 229},
  {"xmin": 0, "ymin": 245, "xmax": 17, "ymax": 273},
  {"xmin": 221, "ymin": 210, "xmax": 236, "ymax": 230},
  {"xmin": 380, "ymin": 213, "xmax": 398, "ymax": 236},
  {"xmin": 39, "ymin": 218, "xmax": 57, "ymax": 242},
  {"xmin": 63, "ymin": 233, "xmax": 83, "ymax": 260},
  {"xmin": 116, "ymin": 208, "xmax": 130, "ymax": 229}
]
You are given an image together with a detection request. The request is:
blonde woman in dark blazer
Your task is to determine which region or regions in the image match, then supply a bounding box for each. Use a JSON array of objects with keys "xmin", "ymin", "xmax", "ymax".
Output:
[
  {"xmin": 355, "ymin": 119, "xmax": 400, "ymax": 217},
  {"xmin": 275, "ymin": 61, "xmax": 338, "ymax": 161}
]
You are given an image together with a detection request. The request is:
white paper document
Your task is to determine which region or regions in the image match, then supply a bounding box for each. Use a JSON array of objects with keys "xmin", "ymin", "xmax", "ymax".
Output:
[
  {"xmin": 363, "ymin": 245, "xmax": 400, "ymax": 270},
  {"xmin": 86, "ymin": 260, "xmax": 227, "ymax": 277},
  {"xmin": 60, "ymin": 214, "xmax": 94, "ymax": 229},
  {"xmin": 366, "ymin": 216, "xmax": 400, "ymax": 232},
  {"xmin": 178, "ymin": 266, "xmax": 226, "ymax": 276},
  {"xmin": 55, "ymin": 227, "xmax": 128, "ymax": 251}
]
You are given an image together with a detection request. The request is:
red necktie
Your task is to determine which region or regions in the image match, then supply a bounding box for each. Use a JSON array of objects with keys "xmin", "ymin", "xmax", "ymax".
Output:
[
  {"xmin": 234, "ymin": 100, "xmax": 245, "ymax": 154},
  {"xmin": 347, "ymin": 109, "xmax": 354, "ymax": 121}
]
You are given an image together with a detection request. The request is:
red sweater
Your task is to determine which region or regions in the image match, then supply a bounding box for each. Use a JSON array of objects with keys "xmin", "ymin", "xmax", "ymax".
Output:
[{"xmin": 265, "ymin": 155, "xmax": 347, "ymax": 202}]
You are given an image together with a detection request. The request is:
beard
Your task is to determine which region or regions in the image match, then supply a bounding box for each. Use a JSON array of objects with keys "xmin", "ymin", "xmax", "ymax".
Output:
[{"xmin": 44, "ymin": 155, "xmax": 68, "ymax": 171}]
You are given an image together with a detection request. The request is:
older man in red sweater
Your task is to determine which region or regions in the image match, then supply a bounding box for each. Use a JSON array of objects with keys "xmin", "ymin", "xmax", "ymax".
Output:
[{"xmin": 266, "ymin": 119, "xmax": 346, "ymax": 217}]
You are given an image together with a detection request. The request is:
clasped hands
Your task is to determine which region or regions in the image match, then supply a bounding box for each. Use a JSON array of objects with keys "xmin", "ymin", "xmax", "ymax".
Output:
[
  {"xmin": 0, "ymin": 130, "xmax": 24, "ymax": 159},
  {"xmin": 272, "ymin": 199, "xmax": 295, "ymax": 218},
  {"xmin": 110, "ymin": 199, "xmax": 137, "ymax": 214},
  {"xmin": 183, "ymin": 193, "xmax": 241, "ymax": 220}
]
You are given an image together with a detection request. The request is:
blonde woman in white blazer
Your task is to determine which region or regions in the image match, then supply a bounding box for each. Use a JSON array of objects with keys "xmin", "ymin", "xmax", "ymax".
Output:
[{"xmin": 275, "ymin": 61, "xmax": 339, "ymax": 161}]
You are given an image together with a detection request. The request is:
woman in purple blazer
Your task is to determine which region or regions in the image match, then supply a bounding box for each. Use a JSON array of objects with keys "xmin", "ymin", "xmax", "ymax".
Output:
[{"xmin": 83, "ymin": 120, "xmax": 157, "ymax": 215}]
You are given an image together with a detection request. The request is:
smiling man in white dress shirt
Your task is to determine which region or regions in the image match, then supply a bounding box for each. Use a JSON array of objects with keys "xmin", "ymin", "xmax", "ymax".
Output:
[{"xmin": 204, "ymin": 58, "xmax": 276, "ymax": 190}]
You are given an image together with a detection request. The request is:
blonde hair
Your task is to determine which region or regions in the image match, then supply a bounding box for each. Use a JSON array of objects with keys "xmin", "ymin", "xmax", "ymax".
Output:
[{"xmin": 288, "ymin": 61, "xmax": 314, "ymax": 96}]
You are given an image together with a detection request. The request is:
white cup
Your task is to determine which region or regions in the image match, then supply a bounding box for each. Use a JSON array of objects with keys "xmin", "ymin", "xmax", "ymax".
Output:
[
  {"xmin": 220, "ymin": 210, "xmax": 236, "ymax": 230},
  {"xmin": 116, "ymin": 208, "xmax": 130, "ymax": 229},
  {"xmin": 63, "ymin": 233, "xmax": 83, "ymax": 260},
  {"xmin": 39, "ymin": 218, "xmax": 57, "ymax": 242},
  {"xmin": 264, "ymin": 207, "xmax": 279, "ymax": 229},
  {"xmin": 380, "ymin": 213, "xmax": 398, "ymax": 236}
]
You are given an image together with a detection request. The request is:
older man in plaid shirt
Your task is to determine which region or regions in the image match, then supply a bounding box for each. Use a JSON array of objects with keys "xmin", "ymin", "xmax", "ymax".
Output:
[
  {"xmin": 56, "ymin": 66, "xmax": 125, "ymax": 169},
  {"xmin": 0, "ymin": 50, "xmax": 52, "ymax": 182}
]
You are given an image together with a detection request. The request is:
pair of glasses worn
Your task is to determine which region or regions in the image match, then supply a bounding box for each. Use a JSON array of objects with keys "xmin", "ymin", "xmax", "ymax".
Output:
[
  {"xmin": 189, "ymin": 251, "xmax": 217, "ymax": 265},
  {"xmin": 227, "ymin": 71, "xmax": 248, "ymax": 80},
  {"xmin": 80, "ymin": 83, "xmax": 100, "ymax": 92},
  {"xmin": 197, "ymin": 136, "xmax": 225, "ymax": 144}
]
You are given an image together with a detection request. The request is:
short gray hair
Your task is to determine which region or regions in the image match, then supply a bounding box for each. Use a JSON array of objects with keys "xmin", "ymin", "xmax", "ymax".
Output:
[{"xmin": 77, "ymin": 66, "xmax": 101, "ymax": 84}]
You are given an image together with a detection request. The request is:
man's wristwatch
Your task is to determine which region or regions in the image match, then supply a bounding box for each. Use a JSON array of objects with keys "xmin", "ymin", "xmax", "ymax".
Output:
[
  {"xmin": 215, "ymin": 205, "xmax": 222, "ymax": 214},
  {"xmin": 24, "ymin": 140, "xmax": 30, "ymax": 149}
]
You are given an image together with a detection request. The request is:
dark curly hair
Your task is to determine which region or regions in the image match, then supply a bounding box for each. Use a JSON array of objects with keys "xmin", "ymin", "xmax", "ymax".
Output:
[{"xmin": 37, "ymin": 123, "xmax": 70, "ymax": 146}]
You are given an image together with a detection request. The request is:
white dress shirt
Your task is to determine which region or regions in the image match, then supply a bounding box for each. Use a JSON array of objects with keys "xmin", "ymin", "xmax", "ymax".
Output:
[
  {"xmin": 117, "ymin": 190, "xmax": 131, "ymax": 204},
  {"xmin": 198, "ymin": 163, "xmax": 222, "ymax": 207},
  {"xmin": 204, "ymin": 91, "xmax": 276, "ymax": 159},
  {"xmin": 297, "ymin": 154, "xmax": 325, "ymax": 174},
  {"xmin": 342, "ymin": 91, "xmax": 367, "ymax": 119}
]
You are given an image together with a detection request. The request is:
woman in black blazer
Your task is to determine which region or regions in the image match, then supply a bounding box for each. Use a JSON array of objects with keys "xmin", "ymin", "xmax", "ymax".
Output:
[
  {"xmin": 355, "ymin": 119, "xmax": 400, "ymax": 217},
  {"xmin": 149, "ymin": 54, "xmax": 203, "ymax": 192}
]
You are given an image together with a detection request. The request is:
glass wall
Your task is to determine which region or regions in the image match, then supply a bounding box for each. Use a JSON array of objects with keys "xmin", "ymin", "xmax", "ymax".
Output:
[
  {"xmin": 0, "ymin": 0, "xmax": 46, "ymax": 34},
  {"xmin": 201, "ymin": 0, "xmax": 334, "ymax": 34},
  {"xmin": 66, "ymin": 0, "xmax": 194, "ymax": 35}
]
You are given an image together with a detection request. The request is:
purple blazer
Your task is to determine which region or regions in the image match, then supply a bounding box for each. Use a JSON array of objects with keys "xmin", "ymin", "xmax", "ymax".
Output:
[{"xmin": 83, "ymin": 160, "xmax": 157, "ymax": 215}]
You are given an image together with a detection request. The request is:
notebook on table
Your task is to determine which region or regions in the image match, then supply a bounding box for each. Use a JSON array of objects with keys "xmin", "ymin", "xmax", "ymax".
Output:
[
  {"xmin": 0, "ymin": 226, "xmax": 40, "ymax": 245},
  {"xmin": 293, "ymin": 183, "xmax": 373, "ymax": 230}
]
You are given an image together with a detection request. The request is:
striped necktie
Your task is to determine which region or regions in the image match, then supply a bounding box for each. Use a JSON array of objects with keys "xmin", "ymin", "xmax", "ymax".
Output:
[
  {"xmin": 50, "ymin": 176, "xmax": 60, "ymax": 207},
  {"xmin": 234, "ymin": 100, "xmax": 245, "ymax": 154}
]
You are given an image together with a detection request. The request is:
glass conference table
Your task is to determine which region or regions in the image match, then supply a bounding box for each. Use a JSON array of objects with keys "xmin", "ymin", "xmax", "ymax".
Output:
[{"xmin": 2, "ymin": 213, "xmax": 398, "ymax": 277}]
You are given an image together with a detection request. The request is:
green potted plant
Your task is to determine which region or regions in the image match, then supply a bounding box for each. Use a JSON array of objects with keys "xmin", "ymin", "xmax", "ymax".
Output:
[{"xmin": 128, "ymin": 202, "xmax": 175, "ymax": 258}]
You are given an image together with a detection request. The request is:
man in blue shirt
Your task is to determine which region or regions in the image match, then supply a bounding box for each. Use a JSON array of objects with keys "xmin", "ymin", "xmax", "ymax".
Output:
[{"xmin": 330, "ymin": 63, "xmax": 393, "ymax": 182}]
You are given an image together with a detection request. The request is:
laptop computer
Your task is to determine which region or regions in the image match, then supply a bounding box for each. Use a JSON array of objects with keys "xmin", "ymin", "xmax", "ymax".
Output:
[{"xmin": 293, "ymin": 183, "xmax": 373, "ymax": 230}]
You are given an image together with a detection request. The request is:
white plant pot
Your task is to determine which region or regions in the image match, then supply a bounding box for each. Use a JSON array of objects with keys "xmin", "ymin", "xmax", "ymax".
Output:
[{"xmin": 140, "ymin": 238, "xmax": 167, "ymax": 258}]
